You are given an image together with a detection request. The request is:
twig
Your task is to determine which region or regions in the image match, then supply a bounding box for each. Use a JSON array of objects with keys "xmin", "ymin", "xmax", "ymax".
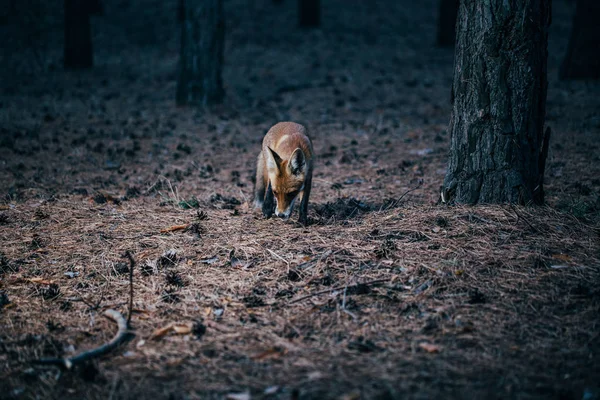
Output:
[
  {"xmin": 296, "ymin": 249, "xmax": 333, "ymax": 270},
  {"xmin": 124, "ymin": 251, "xmax": 135, "ymax": 327},
  {"xmin": 380, "ymin": 181, "xmax": 423, "ymax": 211},
  {"xmin": 266, "ymin": 248, "xmax": 289, "ymax": 266},
  {"xmin": 287, "ymin": 278, "xmax": 390, "ymax": 305},
  {"xmin": 32, "ymin": 309, "xmax": 133, "ymax": 369},
  {"xmin": 341, "ymin": 286, "xmax": 358, "ymax": 320},
  {"xmin": 74, "ymin": 287, "xmax": 105, "ymax": 311},
  {"xmin": 509, "ymin": 204, "xmax": 539, "ymax": 233}
]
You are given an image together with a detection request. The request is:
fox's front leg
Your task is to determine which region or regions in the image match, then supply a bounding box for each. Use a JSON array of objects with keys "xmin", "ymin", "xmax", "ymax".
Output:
[
  {"xmin": 298, "ymin": 173, "xmax": 312, "ymax": 226},
  {"xmin": 262, "ymin": 181, "xmax": 275, "ymax": 218}
]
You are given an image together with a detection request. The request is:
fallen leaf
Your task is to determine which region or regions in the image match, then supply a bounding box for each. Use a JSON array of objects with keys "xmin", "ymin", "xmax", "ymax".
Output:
[
  {"xmin": 418, "ymin": 342, "xmax": 441, "ymax": 353},
  {"xmin": 150, "ymin": 322, "xmax": 194, "ymax": 339},
  {"xmin": 201, "ymin": 256, "xmax": 219, "ymax": 264},
  {"xmin": 26, "ymin": 277, "xmax": 54, "ymax": 285},
  {"xmin": 160, "ymin": 224, "xmax": 189, "ymax": 233},
  {"xmin": 251, "ymin": 347, "xmax": 286, "ymax": 360},
  {"xmin": 339, "ymin": 390, "xmax": 361, "ymax": 400},
  {"xmin": 552, "ymin": 254, "xmax": 572, "ymax": 262},
  {"xmin": 204, "ymin": 319, "xmax": 234, "ymax": 333},
  {"xmin": 149, "ymin": 324, "xmax": 174, "ymax": 340},
  {"xmin": 293, "ymin": 358, "xmax": 315, "ymax": 368},
  {"xmin": 226, "ymin": 392, "xmax": 251, "ymax": 400},
  {"xmin": 213, "ymin": 308, "xmax": 224, "ymax": 317},
  {"xmin": 264, "ymin": 386, "xmax": 279, "ymax": 395},
  {"xmin": 166, "ymin": 358, "xmax": 185, "ymax": 367},
  {"xmin": 172, "ymin": 323, "xmax": 193, "ymax": 334},
  {"xmin": 410, "ymin": 148, "xmax": 433, "ymax": 156},
  {"xmin": 307, "ymin": 371, "xmax": 323, "ymax": 380}
]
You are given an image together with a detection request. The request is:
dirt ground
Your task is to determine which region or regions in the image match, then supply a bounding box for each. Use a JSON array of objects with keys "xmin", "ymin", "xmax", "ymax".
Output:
[{"xmin": 1, "ymin": 0, "xmax": 599, "ymax": 399}]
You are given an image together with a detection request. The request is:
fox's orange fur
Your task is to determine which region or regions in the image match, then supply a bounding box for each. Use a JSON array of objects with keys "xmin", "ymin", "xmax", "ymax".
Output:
[{"xmin": 254, "ymin": 122, "xmax": 314, "ymax": 225}]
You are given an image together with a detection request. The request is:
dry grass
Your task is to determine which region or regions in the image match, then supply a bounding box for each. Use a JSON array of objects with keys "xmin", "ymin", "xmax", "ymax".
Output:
[{"xmin": 1, "ymin": 195, "xmax": 599, "ymax": 399}]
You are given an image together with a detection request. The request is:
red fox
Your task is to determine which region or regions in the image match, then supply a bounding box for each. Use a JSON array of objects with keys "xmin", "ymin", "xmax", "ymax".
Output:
[{"xmin": 254, "ymin": 122, "xmax": 314, "ymax": 225}]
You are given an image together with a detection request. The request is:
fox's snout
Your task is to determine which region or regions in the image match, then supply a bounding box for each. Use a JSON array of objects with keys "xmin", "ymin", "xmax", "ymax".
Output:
[
  {"xmin": 275, "ymin": 210, "xmax": 290, "ymax": 219},
  {"xmin": 274, "ymin": 197, "xmax": 295, "ymax": 220}
]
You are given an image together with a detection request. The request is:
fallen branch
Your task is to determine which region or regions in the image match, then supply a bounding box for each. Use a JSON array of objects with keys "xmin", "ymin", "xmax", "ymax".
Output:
[
  {"xmin": 33, "ymin": 309, "xmax": 133, "ymax": 369},
  {"xmin": 287, "ymin": 278, "xmax": 391, "ymax": 305}
]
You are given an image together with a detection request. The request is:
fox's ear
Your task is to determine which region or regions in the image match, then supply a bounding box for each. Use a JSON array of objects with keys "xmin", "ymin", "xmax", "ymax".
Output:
[
  {"xmin": 288, "ymin": 148, "xmax": 306, "ymax": 176},
  {"xmin": 266, "ymin": 147, "xmax": 283, "ymax": 173}
]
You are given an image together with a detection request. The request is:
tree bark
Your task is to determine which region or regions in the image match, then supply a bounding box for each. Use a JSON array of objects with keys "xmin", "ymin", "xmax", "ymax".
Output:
[
  {"xmin": 177, "ymin": 0, "xmax": 184, "ymax": 22},
  {"xmin": 442, "ymin": 0, "xmax": 551, "ymax": 205},
  {"xmin": 87, "ymin": 0, "xmax": 104, "ymax": 16},
  {"xmin": 560, "ymin": 0, "xmax": 600, "ymax": 80},
  {"xmin": 176, "ymin": 0, "xmax": 225, "ymax": 106},
  {"xmin": 436, "ymin": 0, "xmax": 459, "ymax": 47},
  {"xmin": 298, "ymin": 0, "xmax": 320, "ymax": 27},
  {"xmin": 64, "ymin": 0, "xmax": 93, "ymax": 69}
]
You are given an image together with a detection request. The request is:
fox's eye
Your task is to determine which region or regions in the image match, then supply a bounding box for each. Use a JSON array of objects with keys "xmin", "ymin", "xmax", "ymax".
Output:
[{"xmin": 272, "ymin": 190, "xmax": 278, "ymax": 196}]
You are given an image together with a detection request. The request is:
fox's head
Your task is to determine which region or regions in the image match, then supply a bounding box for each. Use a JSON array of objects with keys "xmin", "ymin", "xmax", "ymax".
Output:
[{"xmin": 266, "ymin": 146, "xmax": 307, "ymax": 219}]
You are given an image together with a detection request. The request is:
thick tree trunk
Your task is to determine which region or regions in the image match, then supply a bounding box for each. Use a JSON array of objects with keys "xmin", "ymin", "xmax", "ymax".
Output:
[
  {"xmin": 436, "ymin": 0, "xmax": 458, "ymax": 47},
  {"xmin": 176, "ymin": 0, "xmax": 225, "ymax": 106},
  {"xmin": 442, "ymin": 0, "xmax": 551, "ymax": 205},
  {"xmin": 64, "ymin": 0, "xmax": 93, "ymax": 69},
  {"xmin": 298, "ymin": 0, "xmax": 320, "ymax": 27},
  {"xmin": 560, "ymin": 0, "xmax": 600, "ymax": 80}
]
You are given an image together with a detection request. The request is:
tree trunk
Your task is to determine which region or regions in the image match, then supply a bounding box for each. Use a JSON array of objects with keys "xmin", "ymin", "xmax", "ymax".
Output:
[
  {"xmin": 87, "ymin": 0, "xmax": 104, "ymax": 16},
  {"xmin": 64, "ymin": 0, "xmax": 93, "ymax": 69},
  {"xmin": 176, "ymin": 0, "xmax": 225, "ymax": 106},
  {"xmin": 436, "ymin": 0, "xmax": 458, "ymax": 47},
  {"xmin": 442, "ymin": 0, "xmax": 551, "ymax": 205},
  {"xmin": 560, "ymin": 0, "xmax": 600, "ymax": 80},
  {"xmin": 177, "ymin": 0, "xmax": 184, "ymax": 22},
  {"xmin": 298, "ymin": 0, "xmax": 319, "ymax": 27}
]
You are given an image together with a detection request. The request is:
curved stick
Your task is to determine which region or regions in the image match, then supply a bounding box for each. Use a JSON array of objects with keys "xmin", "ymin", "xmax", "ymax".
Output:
[{"xmin": 33, "ymin": 309, "xmax": 133, "ymax": 369}]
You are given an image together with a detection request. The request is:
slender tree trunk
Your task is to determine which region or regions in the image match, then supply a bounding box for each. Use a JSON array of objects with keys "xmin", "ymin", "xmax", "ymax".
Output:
[
  {"xmin": 177, "ymin": 0, "xmax": 184, "ymax": 22},
  {"xmin": 298, "ymin": 0, "xmax": 319, "ymax": 27},
  {"xmin": 560, "ymin": 0, "xmax": 600, "ymax": 80},
  {"xmin": 64, "ymin": 0, "xmax": 93, "ymax": 69},
  {"xmin": 442, "ymin": 0, "xmax": 551, "ymax": 205},
  {"xmin": 436, "ymin": 0, "xmax": 458, "ymax": 47},
  {"xmin": 176, "ymin": 0, "xmax": 225, "ymax": 106}
]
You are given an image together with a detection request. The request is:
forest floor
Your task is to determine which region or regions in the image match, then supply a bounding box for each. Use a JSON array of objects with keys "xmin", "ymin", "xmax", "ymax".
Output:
[{"xmin": 1, "ymin": 0, "xmax": 599, "ymax": 399}]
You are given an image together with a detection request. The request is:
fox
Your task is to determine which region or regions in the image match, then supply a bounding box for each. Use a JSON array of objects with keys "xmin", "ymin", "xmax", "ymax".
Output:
[{"xmin": 254, "ymin": 122, "xmax": 314, "ymax": 225}]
